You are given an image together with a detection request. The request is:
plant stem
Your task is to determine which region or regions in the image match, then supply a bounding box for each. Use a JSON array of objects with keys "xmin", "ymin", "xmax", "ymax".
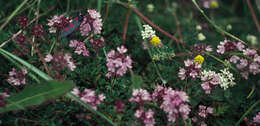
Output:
[
  {"xmin": 191, "ymin": 0, "xmax": 246, "ymax": 44},
  {"xmin": 246, "ymin": 0, "xmax": 260, "ymax": 34},
  {"xmin": 135, "ymin": 15, "xmax": 167, "ymax": 85},
  {"xmin": 0, "ymin": 0, "xmax": 29, "ymax": 31},
  {"xmin": 97, "ymin": 0, "xmax": 102, "ymax": 12},
  {"xmin": 235, "ymin": 100, "xmax": 260, "ymax": 126}
]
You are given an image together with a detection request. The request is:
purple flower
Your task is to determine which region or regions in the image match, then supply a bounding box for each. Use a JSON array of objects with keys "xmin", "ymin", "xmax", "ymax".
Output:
[
  {"xmin": 254, "ymin": 112, "xmax": 260, "ymax": 123},
  {"xmin": 129, "ymin": 89, "xmax": 151, "ymax": 104},
  {"xmin": 7, "ymin": 67, "xmax": 27, "ymax": 86},
  {"xmin": 71, "ymin": 87, "xmax": 106, "ymax": 110},
  {"xmin": 200, "ymin": 70, "xmax": 221, "ymax": 94},
  {"xmin": 159, "ymin": 87, "xmax": 190, "ymax": 122},
  {"xmin": 178, "ymin": 59, "xmax": 201, "ymax": 80},
  {"xmin": 31, "ymin": 24, "xmax": 45, "ymax": 37},
  {"xmin": 18, "ymin": 15, "xmax": 28, "ymax": 29},
  {"xmin": 198, "ymin": 105, "xmax": 213, "ymax": 118},
  {"xmin": 191, "ymin": 44, "xmax": 213, "ymax": 55},
  {"xmin": 69, "ymin": 40, "xmax": 89, "ymax": 57},
  {"xmin": 46, "ymin": 53, "xmax": 76, "ymax": 72},
  {"xmin": 47, "ymin": 15, "xmax": 70, "ymax": 33},
  {"xmin": 134, "ymin": 108, "xmax": 155, "ymax": 126},
  {"xmin": 217, "ymin": 40, "xmax": 242, "ymax": 54},
  {"xmin": 106, "ymin": 46, "xmax": 132, "ymax": 78},
  {"xmin": 0, "ymin": 92, "xmax": 9, "ymax": 108},
  {"xmin": 80, "ymin": 9, "xmax": 103, "ymax": 36}
]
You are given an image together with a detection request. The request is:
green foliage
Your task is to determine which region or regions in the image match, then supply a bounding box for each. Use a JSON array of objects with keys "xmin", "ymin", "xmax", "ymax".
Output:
[{"xmin": 0, "ymin": 80, "xmax": 74, "ymax": 113}]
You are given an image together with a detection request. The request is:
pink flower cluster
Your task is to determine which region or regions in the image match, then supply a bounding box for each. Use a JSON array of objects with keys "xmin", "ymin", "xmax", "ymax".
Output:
[
  {"xmin": 134, "ymin": 108, "xmax": 155, "ymax": 126},
  {"xmin": 71, "ymin": 87, "xmax": 106, "ymax": 110},
  {"xmin": 45, "ymin": 53, "xmax": 76, "ymax": 71},
  {"xmin": 192, "ymin": 105, "xmax": 213, "ymax": 126},
  {"xmin": 69, "ymin": 40, "xmax": 89, "ymax": 56},
  {"xmin": 157, "ymin": 86, "xmax": 191, "ymax": 122},
  {"xmin": 80, "ymin": 9, "xmax": 103, "ymax": 36},
  {"xmin": 47, "ymin": 15, "xmax": 70, "ymax": 33},
  {"xmin": 192, "ymin": 43, "xmax": 213, "ymax": 55},
  {"xmin": 200, "ymin": 70, "xmax": 221, "ymax": 94},
  {"xmin": 217, "ymin": 40, "xmax": 244, "ymax": 54},
  {"xmin": 7, "ymin": 67, "xmax": 27, "ymax": 86},
  {"xmin": 254, "ymin": 112, "xmax": 260, "ymax": 123},
  {"xmin": 129, "ymin": 89, "xmax": 155, "ymax": 126},
  {"xmin": 106, "ymin": 46, "xmax": 132, "ymax": 78},
  {"xmin": 221, "ymin": 41, "xmax": 260, "ymax": 79},
  {"xmin": 198, "ymin": 105, "xmax": 213, "ymax": 118},
  {"xmin": 129, "ymin": 89, "xmax": 152, "ymax": 104},
  {"xmin": 178, "ymin": 59, "xmax": 202, "ymax": 80},
  {"xmin": 0, "ymin": 92, "xmax": 9, "ymax": 108},
  {"xmin": 90, "ymin": 37, "xmax": 104, "ymax": 55}
]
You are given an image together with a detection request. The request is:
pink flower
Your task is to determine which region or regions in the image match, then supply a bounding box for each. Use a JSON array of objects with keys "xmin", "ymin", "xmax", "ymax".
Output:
[
  {"xmin": 159, "ymin": 88, "xmax": 190, "ymax": 122},
  {"xmin": 134, "ymin": 108, "xmax": 155, "ymax": 126},
  {"xmin": 7, "ymin": 67, "xmax": 27, "ymax": 86},
  {"xmin": 47, "ymin": 53, "xmax": 76, "ymax": 72},
  {"xmin": 69, "ymin": 40, "xmax": 89, "ymax": 57},
  {"xmin": 0, "ymin": 92, "xmax": 9, "ymax": 108},
  {"xmin": 47, "ymin": 15, "xmax": 70, "ymax": 33},
  {"xmin": 64, "ymin": 54, "xmax": 76, "ymax": 71},
  {"xmin": 229, "ymin": 55, "xmax": 240, "ymax": 63},
  {"xmin": 198, "ymin": 105, "xmax": 213, "ymax": 118},
  {"xmin": 44, "ymin": 54, "xmax": 53, "ymax": 62},
  {"xmin": 80, "ymin": 9, "xmax": 103, "ymax": 36},
  {"xmin": 80, "ymin": 22, "xmax": 91, "ymax": 36},
  {"xmin": 217, "ymin": 40, "xmax": 241, "ymax": 54},
  {"xmin": 178, "ymin": 59, "xmax": 201, "ymax": 80},
  {"xmin": 254, "ymin": 112, "xmax": 260, "ymax": 123},
  {"xmin": 71, "ymin": 87, "xmax": 106, "ymax": 110},
  {"xmin": 129, "ymin": 89, "xmax": 151, "ymax": 104},
  {"xmin": 106, "ymin": 46, "xmax": 132, "ymax": 78}
]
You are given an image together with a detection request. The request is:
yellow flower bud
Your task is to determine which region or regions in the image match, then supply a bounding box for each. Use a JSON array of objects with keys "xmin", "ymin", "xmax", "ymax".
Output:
[
  {"xmin": 194, "ymin": 55, "xmax": 205, "ymax": 64},
  {"xmin": 210, "ymin": 1, "xmax": 219, "ymax": 9},
  {"xmin": 150, "ymin": 36, "xmax": 161, "ymax": 46}
]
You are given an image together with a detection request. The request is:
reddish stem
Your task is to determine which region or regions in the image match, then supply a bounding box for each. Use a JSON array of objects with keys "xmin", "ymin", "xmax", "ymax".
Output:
[
  {"xmin": 130, "ymin": 6, "xmax": 190, "ymax": 48},
  {"xmin": 122, "ymin": 8, "xmax": 131, "ymax": 44},
  {"xmin": 247, "ymin": 0, "xmax": 260, "ymax": 33},
  {"xmin": 26, "ymin": 37, "xmax": 51, "ymax": 76}
]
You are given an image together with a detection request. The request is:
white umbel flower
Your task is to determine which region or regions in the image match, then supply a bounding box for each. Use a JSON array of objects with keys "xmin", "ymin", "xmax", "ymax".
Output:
[
  {"xmin": 141, "ymin": 25, "xmax": 156, "ymax": 39},
  {"xmin": 218, "ymin": 68, "xmax": 235, "ymax": 90}
]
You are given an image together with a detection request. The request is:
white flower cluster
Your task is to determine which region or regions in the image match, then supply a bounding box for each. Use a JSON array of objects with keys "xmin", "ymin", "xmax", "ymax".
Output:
[
  {"xmin": 218, "ymin": 68, "xmax": 236, "ymax": 90},
  {"xmin": 141, "ymin": 25, "xmax": 156, "ymax": 39}
]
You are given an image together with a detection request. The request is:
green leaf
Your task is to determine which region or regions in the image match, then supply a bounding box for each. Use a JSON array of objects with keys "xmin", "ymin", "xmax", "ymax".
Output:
[
  {"xmin": 0, "ymin": 48, "xmax": 52, "ymax": 81},
  {"xmin": 131, "ymin": 74, "xmax": 144, "ymax": 89},
  {"xmin": 0, "ymin": 80, "xmax": 75, "ymax": 113}
]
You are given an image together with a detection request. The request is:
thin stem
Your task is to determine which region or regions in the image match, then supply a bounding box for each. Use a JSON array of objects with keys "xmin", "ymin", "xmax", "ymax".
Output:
[
  {"xmin": 191, "ymin": 0, "xmax": 246, "ymax": 44},
  {"xmin": 116, "ymin": 0, "xmax": 189, "ymax": 49},
  {"xmin": 246, "ymin": 0, "xmax": 260, "ymax": 33},
  {"xmin": 0, "ymin": 5, "xmax": 55, "ymax": 48},
  {"xmin": 0, "ymin": 0, "xmax": 29, "ymax": 30},
  {"xmin": 27, "ymin": 37, "xmax": 51, "ymax": 77},
  {"xmin": 135, "ymin": 15, "xmax": 167, "ymax": 85},
  {"xmin": 235, "ymin": 100, "xmax": 260, "ymax": 126},
  {"xmin": 122, "ymin": 8, "xmax": 131, "ymax": 44},
  {"xmin": 97, "ymin": 0, "xmax": 102, "ymax": 12},
  {"xmin": 66, "ymin": 0, "xmax": 71, "ymax": 13}
]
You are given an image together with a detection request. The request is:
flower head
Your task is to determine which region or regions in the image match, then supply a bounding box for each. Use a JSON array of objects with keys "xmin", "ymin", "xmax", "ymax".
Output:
[
  {"xmin": 150, "ymin": 36, "xmax": 161, "ymax": 46},
  {"xmin": 7, "ymin": 67, "xmax": 27, "ymax": 86},
  {"xmin": 31, "ymin": 24, "xmax": 45, "ymax": 37},
  {"xmin": 71, "ymin": 87, "xmax": 105, "ymax": 110},
  {"xmin": 194, "ymin": 55, "xmax": 205, "ymax": 64},
  {"xmin": 106, "ymin": 46, "xmax": 132, "ymax": 78}
]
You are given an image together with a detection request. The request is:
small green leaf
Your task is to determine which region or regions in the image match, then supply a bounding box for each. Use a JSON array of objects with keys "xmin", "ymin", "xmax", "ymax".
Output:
[
  {"xmin": 0, "ymin": 80, "xmax": 75, "ymax": 113},
  {"xmin": 131, "ymin": 75, "xmax": 144, "ymax": 89}
]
